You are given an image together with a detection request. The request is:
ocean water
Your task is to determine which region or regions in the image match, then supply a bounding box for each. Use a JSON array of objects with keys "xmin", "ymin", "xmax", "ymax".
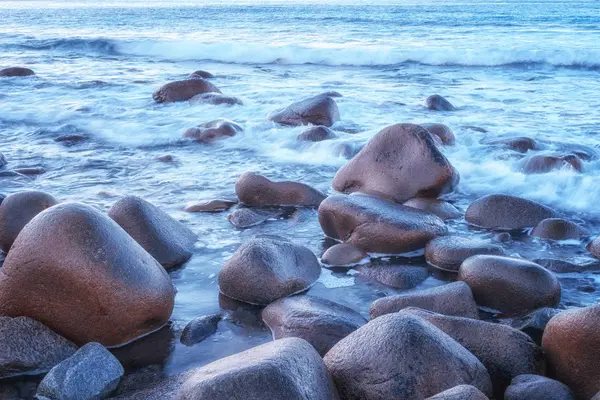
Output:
[{"xmin": 1, "ymin": 0, "xmax": 600, "ymax": 376}]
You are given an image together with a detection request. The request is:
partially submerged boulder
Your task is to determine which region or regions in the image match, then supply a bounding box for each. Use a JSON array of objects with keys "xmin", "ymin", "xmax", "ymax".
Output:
[
  {"xmin": 268, "ymin": 95, "xmax": 340, "ymax": 127},
  {"xmin": 184, "ymin": 199, "xmax": 237, "ymax": 213},
  {"xmin": 189, "ymin": 92, "xmax": 242, "ymax": 106},
  {"xmin": 504, "ymin": 374, "xmax": 575, "ymax": 400},
  {"xmin": 531, "ymin": 218, "xmax": 586, "ymax": 240},
  {"xmin": 297, "ymin": 126, "xmax": 337, "ymax": 142},
  {"xmin": 425, "ymin": 95, "xmax": 456, "ymax": 111},
  {"xmin": 235, "ymin": 172, "xmax": 325, "ymax": 207},
  {"xmin": 184, "ymin": 119, "xmax": 243, "ymax": 143},
  {"xmin": 403, "ymin": 198, "xmax": 462, "ymax": 220},
  {"xmin": 180, "ymin": 314, "xmax": 222, "ymax": 346},
  {"xmin": 321, "ymin": 243, "xmax": 368, "ymax": 266},
  {"xmin": 152, "ymin": 79, "xmax": 221, "ymax": 103},
  {"xmin": 485, "ymin": 137, "xmax": 538, "ymax": 153},
  {"xmin": 425, "ymin": 236, "xmax": 505, "ymax": 272},
  {"xmin": 589, "ymin": 237, "xmax": 600, "ymax": 258},
  {"xmin": 227, "ymin": 208, "xmax": 282, "ymax": 229},
  {"xmin": 520, "ymin": 154, "xmax": 582, "ymax": 174},
  {"xmin": 332, "ymin": 123, "xmax": 459, "ymax": 202},
  {"xmin": 465, "ymin": 194, "xmax": 555, "ymax": 230},
  {"xmin": 0, "ymin": 67, "xmax": 35, "ymax": 77},
  {"xmin": 188, "ymin": 70, "xmax": 214, "ymax": 79},
  {"xmin": 421, "ymin": 123, "xmax": 456, "ymax": 145}
]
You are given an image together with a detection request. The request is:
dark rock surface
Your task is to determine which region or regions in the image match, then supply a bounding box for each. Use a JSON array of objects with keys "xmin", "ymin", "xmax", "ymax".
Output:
[
  {"xmin": 236, "ymin": 171, "xmax": 325, "ymax": 207},
  {"xmin": 180, "ymin": 314, "xmax": 222, "ymax": 346},
  {"xmin": 465, "ymin": 194, "xmax": 555, "ymax": 230},
  {"xmin": 268, "ymin": 94, "xmax": 340, "ymax": 127}
]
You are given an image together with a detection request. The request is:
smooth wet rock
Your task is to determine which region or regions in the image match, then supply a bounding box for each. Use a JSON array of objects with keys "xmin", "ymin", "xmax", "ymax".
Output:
[
  {"xmin": 404, "ymin": 197, "xmax": 461, "ymax": 220},
  {"xmin": 184, "ymin": 199, "xmax": 237, "ymax": 213},
  {"xmin": 587, "ymin": 236, "xmax": 600, "ymax": 258},
  {"xmin": 218, "ymin": 237, "xmax": 321, "ymax": 305},
  {"xmin": 109, "ymin": 196, "xmax": 197, "ymax": 269},
  {"xmin": 54, "ymin": 134, "xmax": 87, "ymax": 146},
  {"xmin": 319, "ymin": 91, "xmax": 342, "ymax": 98},
  {"xmin": 0, "ymin": 67, "xmax": 35, "ymax": 77},
  {"xmin": 188, "ymin": 70, "xmax": 214, "ymax": 79},
  {"xmin": 425, "ymin": 236, "xmax": 505, "ymax": 272},
  {"xmin": 536, "ymin": 257, "xmax": 600, "ymax": 273},
  {"xmin": 401, "ymin": 308, "xmax": 545, "ymax": 394},
  {"xmin": 520, "ymin": 154, "xmax": 582, "ymax": 174},
  {"xmin": 459, "ymin": 255, "xmax": 561, "ymax": 315},
  {"xmin": 227, "ymin": 208, "xmax": 282, "ymax": 229},
  {"xmin": 542, "ymin": 304, "xmax": 600, "ymax": 399},
  {"xmin": 36, "ymin": 342, "xmax": 124, "ymax": 400},
  {"xmin": 370, "ymin": 281, "xmax": 479, "ymax": 319},
  {"xmin": 13, "ymin": 167, "xmax": 45, "ymax": 175},
  {"xmin": 504, "ymin": 374, "xmax": 575, "ymax": 400},
  {"xmin": 0, "ymin": 194, "xmax": 4, "ymax": 205},
  {"xmin": 465, "ymin": 194, "xmax": 555, "ymax": 230},
  {"xmin": 268, "ymin": 95, "xmax": 340, "ymax": 127},
  {"xmin": 184, "ymin": 118, "xmax": 243, "ymax": 143},
  {"xmin": 333, "ymin": 123, "xmax": 459, "ymax": 202},
  {"xmin": 358, "ymin": 265, "xmax": 429, "ymax": 289},
  {"xmin": 426, "ymin": 385, "xmax": 489, "ymax": 400},
  {"xmin": 0, "ymin": 153, "xmax": 7, "ymax": 168},
  {"xmin": 0, "ymin": 191, "xmax": 58, "ymax": 253},
  {"xmin": 425, "ymin": 94, "xmax": 456, "ymax": 111},
  {"xmin": 0, "ymin": 316, "xmax": 77, "ymax": 379},
  {"xmin": 297, "ymin": 125, "xmax": 337, "ymax": 142},
  {"xmin": 531, "ymin": 218, "xmax": 586, "ymax": 240},
  {"xmin": 235, "ymin": 171, "xmax": 325, "ymax": 207},
  {"xmin": 319, "ymin": 194, "xmax": 448, "ymax": 254},
  {"xmin": 152, "ymin": 79, "xmax": 221, "ymax": 103},
  {"xmin": 493, "ymin": 232, "xmax": 512, "ymax": 242},
  {"xmin": 0, "ymin": 202, "xmax": 175, "ymax": 346},
  {"xmin": 189, "ymin": 92, "xmax": 243, "ymax": 106},
  {"xmin": 422, "ymin": 123, "xmax": 456, "ymax": 145},
  {"xmin": 262, "ymin": 295, "xmax": 366, "ymax": 356},
  {"xmin": 485, "ymin": 137, "xmax": 538, "ymax": 153},
  {"xmin": 321, "ymin": 243, "xmax": 368, "ymax": 266},
  {"xmin": 501, "ymin": 307, "xmax": 560, "ymax": 345},
  {"xmin": 180, "ymin": 314, "xmax": 222, "ymax": 346},
  {"xmin": 324, "ymin": 313, "xmax": 493, "ymax": 400}
]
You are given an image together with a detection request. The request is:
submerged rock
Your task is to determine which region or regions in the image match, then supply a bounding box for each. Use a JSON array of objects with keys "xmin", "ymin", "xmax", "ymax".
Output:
[
  {"xmin": 218, "ymin": 237, "xmax": 321, "ymax": 305},
  {"xmin": 504, "ymin": 374, "xmax": 575, "ymax": 400},
  {"xmin": 425, "ymin": 236, "xmax": 505, "ymax": 272},
  {"xmin": 403, "ymin": 198, "xmax": 461, "ymax": 220},
  {"xmin": 0, "ymin": 67, "xmax": 35, "ymax": 77},
  {"xmin": 0, "ymin": 191, "xmax": 58, "ymax": 253},
  {"xmin": 426, "ymin": 385, "xmax": 489, "ymax": 400},
  {"xmin": 0, "ymin": 316, "xmax": 77, "ymax": 379},
  {"xmin": 13, "ymin": 167, "xmax": 45, "ymax": 175},
  {"xmin": 465, "ymin": 194, "xmax": 555, "ymax": 230},
  {"xmin": 184, "ymin": 199, "xmax": 237, "ymax": 213},
  {"xmin": 587, "ymin": 236, "xmax": 600, "ymax": 258},
  {"xmin": 297, "ymin": 125, "xmax": 337, "ymax": 142},
  {"xmin": 501, "ymin": 307, "xmax": 560, "ymax": 345},
  {"xmin": 324, "ymin": 313, "xmax": 493, "ymax": 400},
  {"xmin": 370, "ymin": 281, "xmax": 479, "ymax": 319},
  {"xmin": 189, "ymin": 92, "xmax": 243, "ymax": 106},
  {"xmin": 333, "ymin": 123, "xmax": 459, "ymax": 203},
  {"xmin": 0, "ymin": 202, "xmax": 175, "ymax": 346},
  {"xmin": 152, "ymin": 79, "xmax": 221, "ymax": 103},
  {"xmin": 485, "ymin": 137, "xmax": 538, "ymax": 153},
  {"xmin": 184, "ymin": 118, "xmax": 243, "ymax": 143},
  {"xmin": 358, "ymin": 264, "xmax": 429, "ymax": 289},
  {"xmin": 530, "ymin": 218, "xmax": 586, "ymax": 240},
  {"xmin": 180, "ymin": 314, "xmax": 222, "ymax": 346},
  {"xmin": 188, "ymin": 70, "xmax": 214, "ymax": 79},
  {"xmin": 425, "ymin": 94, "xmax": 456, "ymax": 111},
  {"xmin": 235, "ymin": 171, "xmax": 325, "ymax": 207},
  {"xmin": 321, "ymin": 243, "xmax": 368, "ymax": 266},
  {"xmin": 109, "ymin": 196, "xmax": 197, "ymax": 269},
  {"xmin": 520, "ymin": 154, "xmax": 582, "ymax": 174},
  {"xmin": 227, "ymin": 208, "xmax": 282, "ymax": 229},
  {"xmin": 421, "ymin": 123, "xmax": 456, "ymax": 145},
  {"xmin": 35, "ymin": 342, "xmax": 124, "ymax": 400},
  {"xmin": 318, "ymin": 193, "xmax": 448, "ymax": 254},
  {"xmin": 459, "ymin": 255, "xmax": 561, "ymax": 315},
  {"xmin": 262, "ymin": 295, "xmax": 366, "ymax": 355},
  {"xmin": 268, "ymin": 95, "xmax": 340, "ymax": 127}
]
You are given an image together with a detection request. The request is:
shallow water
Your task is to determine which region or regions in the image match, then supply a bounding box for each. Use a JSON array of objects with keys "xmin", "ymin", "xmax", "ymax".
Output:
[{"xmin": 1, "ymin": 0, "xmax": 600, "ymax": 377}]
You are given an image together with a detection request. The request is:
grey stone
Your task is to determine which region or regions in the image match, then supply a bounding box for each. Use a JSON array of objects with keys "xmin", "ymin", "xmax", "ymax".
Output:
[
  {"xmin": 504, "ymin": 374, "xmax": 575, "ymax": 400},
  {"xmin": 426, "ymin": 385, "xmax": 488, "ymax": 399},
  {"xmin": 180, "ymin": 314, "xmax": 222, "ymax": 346}
]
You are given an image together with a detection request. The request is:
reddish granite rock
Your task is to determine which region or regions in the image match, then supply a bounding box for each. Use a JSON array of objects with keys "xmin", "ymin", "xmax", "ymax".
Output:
[
  {"xmin": 465, "ymin": 194, "xmax": 555, "ymax": 230},
  {"xmin": 152, "ymin": 79, "xmax": 221, "ymax": 103},
  {"xmin": 531, "ymin": 218, "xmax": 586, "ymax": 240},
  {"xmin": 297, "ymin": 126, "xmax": 337, "ymax": 142},
  {"xmin": 425, "ymin": 95, "xmax": 456, "ymax": 111},
  {"xmin": 268, "ymin": 95, "xmax": 340, "ymax": 127},
  {"xmin": 404, "ymin": 198, "xmax": 461, "ymax": 220},
  {"xmin": 520, "ymin": 154, "xmax": 582, "ymax": 174},
  {"xmin": 184, "ymin": 119, "xmax": 243, "ymax": 143},
  {"xmin": 189, "ymin": 92, "xmax": 242, "ymax": 106},
  {"xmin": 235, "ymin": 172, "xmax": 325, "ymax": 207},
  {"xmin": 422, "ymin": 123, "xmax": 456, "ymax": 145},
  {"xmin": 184, "ymin": 199, "xmax": 237, "ymax": 213},
  {"xmin": 425, "ymin": 236, "xmax": 505, "ymax": 272},
  {"xmin": 321, "ymin": 243, "xmax": 368, "ymax": 266}
]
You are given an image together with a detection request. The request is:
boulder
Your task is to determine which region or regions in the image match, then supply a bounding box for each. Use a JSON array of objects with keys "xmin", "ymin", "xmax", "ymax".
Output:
[
  {"xmin": 235, "ymin": 172, "xmax": 325, "ymax": 207},
  {"xmin": 184, "ymin": 199, "xmax": 237, "ymax": 213},
  {"xmin": 426, "ymin": 385, "xmax": 489, "ymax": 400},
  {"xmin": 54, "ymin": 134, "xmax": 87, "ymax": 146},
  {"xmin": 535, "ymin": 258, "xmax": 600, "ymax": 273},
  {"xmin": 370, "ymin": 281, "xmax": 479, "ymax": 319},
  {"xmin": 504, "ymin": 374, "xmax": 575, "ymax": 400},
  {"xmin": 0, "ymin": 316, "xmax": 77, "ymax": 379},
  {"xmin": 319, "ymin": 91, "xmax": 342, "ymax": 98},
  {"xmin": 332, "ymin": 123, "xmax": 459, "ymax": 202},
  {"xmin": 297, "ymin": 126, "xmax": 337, "ymax": 142},
  {"xmin": 401, "ymin": 308, "xmax": 545, "ymax": 394},
  {"xmin": 0, "ymin": 67, "xmax": 35, "ymax": 77},
  {"xmin": 262, "ymin": 295, "xmax": 366, "ymax": 356},
  {"xmin": 227, "ymin": 208, "xmax": 282, "ymax": 229},
  {"xmin": 318, "ymin": 194, "xmax": 448, "ymax": 254},
  {"xmin": 542, "ymin": 304, "xmax": 600, "ymax": 399},
  {"xmin": 268, "ymin": 95, "xmax": 340, "ymax": 127},
  {"xmin": 0, "ymin": 153, "xmax": 6, "ymax": 168},
  {"xmin": 152, "ymin": 79, "xmax": 221, "ymax": 103},
  {"xmin": 0, "ymin": 191, "xmax": 58, "ymax": 253},
  {"xmin": 358, "ymin": 265, "xmax": 429, "ymax": 289},
  {"xmin": 531, "ymin": 218, "xmax": 586, "ymax": 240},
  {"xmin": 0, "ymin": 202, "xmax": 175, "ymax": 346},
  {"xmin": 35, "ymin": 342, "xmax": 124, "ymax": 400},
  {"xmin": 184, "ymin": 118, "xmax": 243, "ymax": 143},
  {"xmin": 13, "ymin": 167, "xmax": 45, "ymax": 175},
  {"xmin": 520, "ymin": 154, "xmax": 582, "ymax": 174},
  {"xmin": 465, "ymin": 194, "xmax": 555, "ymax": 230},
  {"xmin": 108, "ymin": 196, "xmax": 197, "ymax": 269},
  {"xmin": 501, "ymin": 307, "xmax": 560, "ymax": 345},
  {"xmin": 189, "ymin": 70, "xmax": 214, "ymax": 79},
  {"xmin": 421, "ymin": 123, "xmax": 456, "ymax": 145},
  {"xmin": 323, "ymin": 313, "xmax": 493, "ymax": 400},
  {"xmin": 218, "ymin": 237, "xmax": 321, "ymax": 305},
  {"xmin": 321, "ymin": 243, "xmax": 368, "ymax": 266},
  {"xmin": 458, "ymin": 255, "xmax": 561, "ymax": 315},
  {"xmin": 180, "ymin": 314, "xmax": 222, "ymax": 346},
  {"xmin": 180, "ymin": 338, "xmax": 339, "ymax": 399},
  {"xmin": 189, "ymin": 92, "xmax": 243, "ymax": 106},
  {"xmin": 157, "ymin": 154, "xmax": 174, "ymax": 163},
  {"xmin": 485, "ymin": 137, "xmax": 538, "ymax": 153},
  {"xmin": 587, "ymin": 237, "xmax": 600, "ymax": 258},
  {"xmin": 425, "ymin": 236, "xmax": 505, "ymax": 272},
  {"xmin": 425, "ymin": 95, "xmax": 456, "ymax": 111},
  {"xmin": 403, "ymin": 198, "xmax": 461, "ymax": 220}
]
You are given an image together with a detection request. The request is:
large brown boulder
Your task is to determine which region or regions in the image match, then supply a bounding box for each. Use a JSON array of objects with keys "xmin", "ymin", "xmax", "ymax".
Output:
[
  {"xmin": 370, "ymin": 281, "xmax": 479, "ymax": 319},
  {"xmin": 262, "ymin": 295, "xmax": 366, "ymax": 356},
  {"xmin": 421, "ymin": 123, "xmax": 456, "ymax": 145},
  {"xmin": 426, "ymin": 385, "xmax": 489, "ymax": 400},
  {"xmin": 0, "ymin": 67, "xmax": 35, "ymax": 77},
  {"xmin": 184, "ymin": 119, "xmax": 243, "ymax": 143},
  {"xmin": 235, "ymin": 172, "xmax": 325, "ymax": 207},
  {"xmin": 403, "ymin": 198, "xmax": 461, "ymax": 220},
  {"xmin": 425, "ymin": 95, "xmax": 456, "ymax": 111},
  {"xmin": 318, "ymin": 193, "xmax": 447, "ymax": 254},
  {"xmin": 108, "ymin": 196, "xmax": 197, "ymax": 269},
  {"xmin": 425, "ymin": 236, "xmax": 505, "ymax": 272},
  {"xmin": 520, "ymin": 154, "xmax": 582, "ymax": 174},
  {"xmin": 401, "ymin": 308, "xmax": 545, "ymax": 395},
  {"xmin": 323, "ymin": 313, "xmax": 493, "ymax": 400},
  {"xmin": 459, "ymin": 255, "xmax": 561, "ymax": 315},
  {"xmin": 465, "ymin": 194, "xmax": 555, "ymax": 230},
  {"xmin": 531, "ymin": 218, "xmax": 586, "ymax": 240},
  {"xmin": 0, "ymin": 191, "xmax": 58, "ymax": 253},
  {"xmin": 504, "ymin": 374, "xmax": 575, "ymax": 400},
  {"xmin": 542, "ymin": 304, "xmax": 600, "ymax": 399},
  {"xmin": 332, "ymin": 124, "xmax": 459, "ymax": 203},
  {"xmin": 218, "ymin": 237, "xmax": 321, "ymax": 305},
  {"xmin": 0, "ymin": 202, "xmax": 175, "ymax": 346},
  {"xmin": 589, "ymin": 237, "xmax": 600, "ymax": 258},
  {"xmin": 268, "ymin": 95, "xmax": 340, "ymax": 127},
  {"xmin": 152, "ymin": 79, "xmax": 221, "ymax": 103}
]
